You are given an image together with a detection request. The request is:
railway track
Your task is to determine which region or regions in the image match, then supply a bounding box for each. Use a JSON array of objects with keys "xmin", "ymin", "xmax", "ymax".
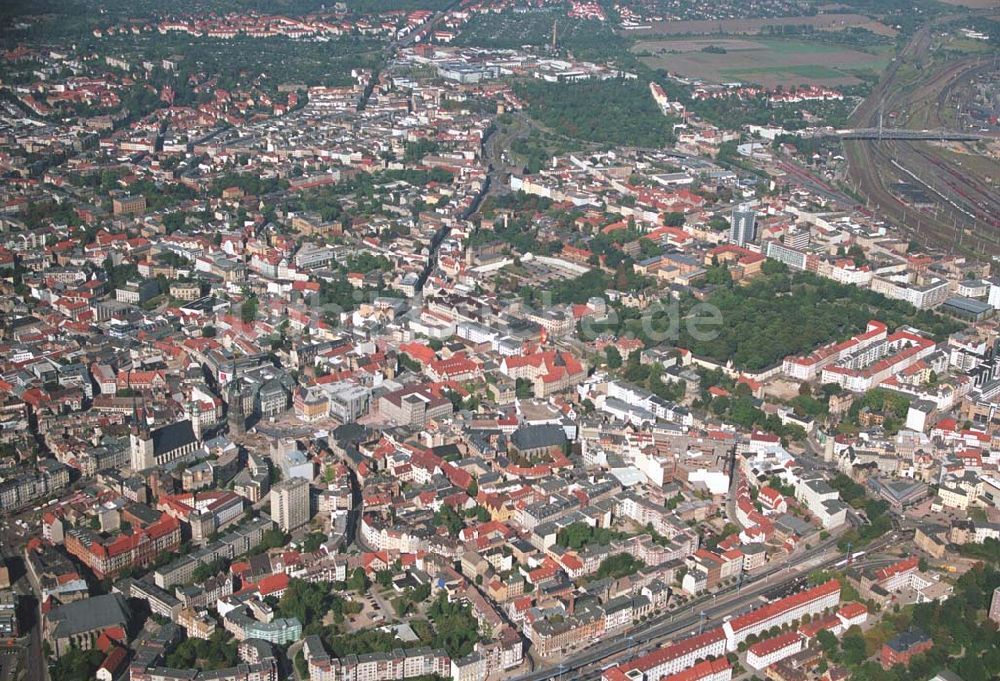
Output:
[
  {"xmin": 901, "ymin": 142, "xmax": 1000, "ymax": 221},
  {"xmin": 844, "ymin": 41, "xmax": 1000, "ymax": 255},
  {"xmin": 844, "ymin": 132, "xmax": 997, "ymax": 255}
]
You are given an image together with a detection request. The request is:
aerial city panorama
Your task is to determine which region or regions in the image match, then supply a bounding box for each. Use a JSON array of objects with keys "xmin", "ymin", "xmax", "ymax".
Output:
[{"xmin": 0, "ymin": 0, "xmax": 998, "ymax": 680}]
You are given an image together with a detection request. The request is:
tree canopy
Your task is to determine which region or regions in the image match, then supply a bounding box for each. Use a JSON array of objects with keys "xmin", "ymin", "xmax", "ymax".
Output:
[
  {"xmin": 164, "ymin": 631, "xmax": 239, "ymax": 670},
  {"xmin": 675, "ymin": 270, "xmax": 964, "ymax": 372},
  {"xmin": 595, "ymin": 553, "xmax": 645, "ymax": 580},
  {"xmin": 515, "ymin": 78, "xmax": 677, "ymax": 148},
  {"xmin": 556, "ymin": 522, "xmax": 631, "ymax": 550}
]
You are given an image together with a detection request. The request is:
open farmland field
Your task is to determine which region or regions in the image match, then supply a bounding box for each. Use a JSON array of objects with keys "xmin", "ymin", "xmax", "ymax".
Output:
[
  {"xmin": 623, "ymin": 13, "xmax": 897, "ymax": 36},
  {"xmin": 632, "ymin": 38, "xmax": 893, "ymax": 87},
  {"xmin": 935, "ymin": 0, "xmax": 1000, "ymax": 7}
]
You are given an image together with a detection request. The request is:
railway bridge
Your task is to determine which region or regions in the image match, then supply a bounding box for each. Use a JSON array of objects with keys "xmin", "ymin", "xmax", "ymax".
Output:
[{"xmin": 831, "ymin": 128, "xmax": 988, "ymax": 141}]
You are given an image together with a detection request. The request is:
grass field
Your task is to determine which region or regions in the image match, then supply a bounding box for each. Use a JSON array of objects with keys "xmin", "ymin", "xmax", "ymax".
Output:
[
  {"xmin": 632, "ymin": 38, "xmax": 893, "ymax": 87},
  {"xmin": 936, "ymin": 34, "xmax": 997, "ymax": 54},
  {"xmin": 934, "ymin": 143, "xmax": 1000, "ymax": 184},
  {"xmin": 935, "ymin": 0, "xmax": 998, "ymax": 7}
]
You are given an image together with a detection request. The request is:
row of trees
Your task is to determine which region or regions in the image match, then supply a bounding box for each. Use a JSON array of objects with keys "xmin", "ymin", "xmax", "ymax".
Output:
[
  {"xmin": 842, "ymin": 388, "xmax": 912, "ymax": 434},
  {"xmin": 616, "ymin": 352, "xmax": 687, "ymax": 403},
  {"xmin": 826, "ymin": 473, "xmax": 893, "ymax": 551},
  {"xmin": 211, "ymin": 173, "xmax": 288, "ymax": 198},
  {"xmin": 50, "ymin": 649, "xmax": 105, "ymax": 681},
  {"xmin": 702, "ymin": 392, "xmax": 808, "ymax": 443},
  {"xmin": 98, "ymin": 31, "xmax": 382, "ymax": 96}
]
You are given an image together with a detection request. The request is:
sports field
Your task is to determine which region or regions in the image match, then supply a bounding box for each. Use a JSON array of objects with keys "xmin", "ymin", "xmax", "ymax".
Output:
[{"xmin": 632, "ymin": 38, "xmax": 893, "ymax": 87}]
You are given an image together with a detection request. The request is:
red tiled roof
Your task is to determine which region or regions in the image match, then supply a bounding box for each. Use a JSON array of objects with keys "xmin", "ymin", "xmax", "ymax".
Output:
[
  {"xmin": 254, "ymin": 572, "xmax": 289, "ymax": 596},
  {"xmin": 748, "ymin": 630, "xmax": 802, "ymax": 656},
  {"xmin": 875, "ymin": 557, "xmax": 918, "ymax": 582},
  {"xmin": 727, "ymin": 579, "xmax": 840, "ymax": 634},
  {"xmin": 617, "ymin": 628, "xmax": 727, "ymax": 675},
  {"xmin": 838, "ymin": 601, "xmax": 868, "ymax": 619},
  {"xmin": 662, "ymin": 658, "xmax": 731, "ymax": 681},
  {"xmin": 100, "ymin": 645, "xmax": 126, "ymax": 674},
  {"xmin": 399, "ymin": 342, "xmax": 436, "ymax": 365}
]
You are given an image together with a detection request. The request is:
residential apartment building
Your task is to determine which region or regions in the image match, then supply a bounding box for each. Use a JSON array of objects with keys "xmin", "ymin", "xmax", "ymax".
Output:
[
  {"xmin": 729, "ymin": 204, "xmax": 757, "ymax": 246},
  {"xmin": 304, "ymin": 634, "xmax": 450, "ymax": 681},
  {"xmin": 723, "ymin": 579, "xmax": 841, "ymax": 650},
  {"xmin": 745, "ymin": 631, "xmax": 804, "ymax": 670},
  {"xmin": 64, "ymin": 514, "xmax": 182, "ymax": 579},
  {"xmin": 526, "ymin": 603, "xmax": 605, "ymax": 657},
  {"xmin": 601, "ymin": 628, "xmax": 728, "ymax": 681},
  {"xmin": 782, "ymin": 321, "xmax": 888, "ymax": 381},
  {"xmin": 0, "ymin": 459, "xmax": 70, "ymax": 511},
  {"xmin": 270, "ymin": 478, "xmax": 311, "ymax": 532},
  {"xmin": 870, "ymin": 275, "xmax": 950, "ymax": 310},
  {"xmin": 820, "ymin": 330, "xmax": 937, "ymax": 393},
  {"xmin": 377, "ymin": 385, "xmax": 452, "ymax": 427}
]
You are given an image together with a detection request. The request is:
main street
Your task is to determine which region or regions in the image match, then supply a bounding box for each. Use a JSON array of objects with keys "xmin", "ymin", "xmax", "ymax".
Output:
[
  {"xmin": 0, "ymin": 542, "xmax": 44, "ymax": 681},
  {"xmin": 511, "ymin": 530, "xmax": 905, "ymax": 681}
]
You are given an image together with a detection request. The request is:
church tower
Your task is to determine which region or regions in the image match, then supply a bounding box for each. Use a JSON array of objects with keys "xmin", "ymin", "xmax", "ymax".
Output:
[
  {"xmin": 228, "ymin": 361, "xmax": 247, "ymax": 438},
  {"xmin": 130, "ymin": 395, "xmax": 155, "ymax": 471}
]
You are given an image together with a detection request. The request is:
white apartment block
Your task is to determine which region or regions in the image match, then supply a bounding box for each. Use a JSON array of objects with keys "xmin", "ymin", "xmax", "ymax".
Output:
[
  {"xmin": 745, "ymin": 632, "xmax": 804, "ymax": 670},
  {"xmin": 871, "ymin": 275, "xmax": 951, "ymax": 310},
  {"xmin": 782, "ymin": 321, "xmax": 887, "ymax": 381},
  {"xmin": 723, "ymin": 580, "xmax": 841, "ymax": 650}
]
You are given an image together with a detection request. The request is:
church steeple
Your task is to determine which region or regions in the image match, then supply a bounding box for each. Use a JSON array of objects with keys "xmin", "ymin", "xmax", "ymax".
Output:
[
  {"xmin": 228, "ymin": 358, "xmax": 246, "ymax": 438},
  {"xmin": 129, "ymin": 377, "xmax": 154, "ymax": 471},
  {"xmin": 129, "ymin": 371, "xmax": 150, "ymax": 439},
  {"xmin": 139, "ymin": 397, "xmax": 151, "ymax": 438}
]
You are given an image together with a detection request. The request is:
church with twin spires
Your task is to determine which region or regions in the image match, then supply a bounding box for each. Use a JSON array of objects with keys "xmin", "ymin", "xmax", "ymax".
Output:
[{"xmin": 129, "ymin": 400, "xmax": 200, "ymax": 471}]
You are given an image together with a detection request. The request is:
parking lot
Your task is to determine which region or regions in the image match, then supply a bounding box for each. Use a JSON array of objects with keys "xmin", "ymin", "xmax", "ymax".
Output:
[
  {"xmin": 0, "ymin": 647, "xmax": 21, "ymax": 681},
  {"xmin": 335, "ymin": 590, "xmax": 391, "ymax": 630}
]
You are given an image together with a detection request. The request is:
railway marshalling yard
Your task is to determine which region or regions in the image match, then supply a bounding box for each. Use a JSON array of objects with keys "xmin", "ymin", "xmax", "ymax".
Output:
[
  {"xmin": 626, "ymin": 9, "xmax": 999, "ymax": 257},
  {"xmin": 843, "ymin": 22, "xmax": 1000, "ymax": 258}
]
